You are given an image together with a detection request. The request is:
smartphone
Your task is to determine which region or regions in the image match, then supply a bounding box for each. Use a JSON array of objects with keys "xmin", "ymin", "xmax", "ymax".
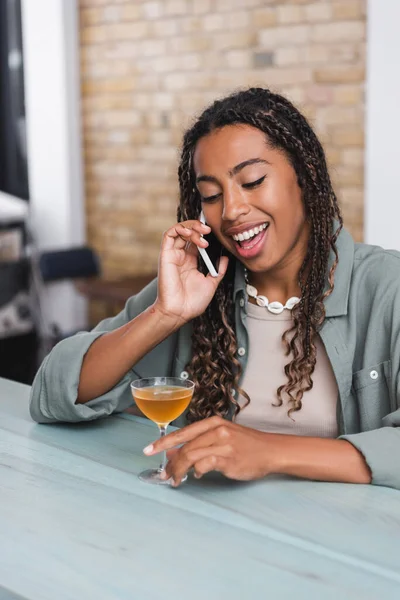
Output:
[{"xmin": 198, "ymin": 211, "xmax": 219, "ymax": 277}]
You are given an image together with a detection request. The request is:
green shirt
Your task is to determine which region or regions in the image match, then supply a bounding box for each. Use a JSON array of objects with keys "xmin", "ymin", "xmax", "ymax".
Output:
[{"xmin": 30, "ymin": 227, "xmax": 400, "ymax": 489}]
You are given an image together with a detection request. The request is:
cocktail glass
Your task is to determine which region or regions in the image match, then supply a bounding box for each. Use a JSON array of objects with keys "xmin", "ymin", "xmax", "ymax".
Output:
[{"xmin": 130, "ymin": 377, "xmax": 194, "ymax": 485}]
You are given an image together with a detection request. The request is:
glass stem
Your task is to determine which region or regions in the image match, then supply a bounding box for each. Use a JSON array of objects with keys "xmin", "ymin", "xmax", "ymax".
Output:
[{"xmin": 158, "ymin": 424, "xmax": 168, "ymax": 473}]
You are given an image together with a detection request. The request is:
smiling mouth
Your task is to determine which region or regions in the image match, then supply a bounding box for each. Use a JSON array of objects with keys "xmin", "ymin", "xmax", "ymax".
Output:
[{"xmin": 231, "ymin": 222, "xmax": 269, "ymax": 247}]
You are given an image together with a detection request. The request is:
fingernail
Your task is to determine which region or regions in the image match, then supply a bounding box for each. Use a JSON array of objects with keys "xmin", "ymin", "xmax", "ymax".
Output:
[
  {"xmin": 160, "ymin": 471, "xmax": 168, "ymax": 480},
  {"xmin": 171, "ymin": 479, "xmax": 178, "ymax": 487},
  {"xmin": 143, "ymin": 444, "xmax": 154, "ymax": 455}
]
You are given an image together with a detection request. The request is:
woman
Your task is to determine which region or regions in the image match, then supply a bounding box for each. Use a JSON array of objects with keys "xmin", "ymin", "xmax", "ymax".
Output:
[{"xmin": 30, "ymin": 88, "xmax": 400, "ymax": 489}]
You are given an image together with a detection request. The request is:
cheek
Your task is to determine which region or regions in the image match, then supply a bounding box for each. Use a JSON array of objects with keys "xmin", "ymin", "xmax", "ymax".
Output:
[
  {"xmin": 201, "ymin": 207, "xmax": 230, "ymax": 247},
  {"xmin": 291, "ymin": 191, "xmax": 306, "ymax": 226},
  {"xmin": 202, "ymin": 205, "xmax": 222, "ymax": 230},
  {"xmin": 256, "ymin": 178, "xmax": 288, "ymax": 212},
  {"xmin": 267, "ymin": 182, "xmax": 304, "ymax": 226}
]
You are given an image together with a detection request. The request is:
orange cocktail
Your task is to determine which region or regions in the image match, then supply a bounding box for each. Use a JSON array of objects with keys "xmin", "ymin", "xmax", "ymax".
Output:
[
  {"xmin": 130, "ymin": 377, "xmax": 194, "ymax": 485},
  {"xmin": 133, "ymin": 385, "xmax": 193, "ymax": 427}
]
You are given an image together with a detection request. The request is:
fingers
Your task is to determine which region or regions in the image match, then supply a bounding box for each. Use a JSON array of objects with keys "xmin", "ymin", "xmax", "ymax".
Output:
[
  {"xmin": 193, "ymin": 456, "xmax": 228, "ymax": 480},
  {"xmin": 145, "ymin": 417, "xmax": 234, "ymax": 486},
  {"xmin": 166, "ymin": 448, "xmax": 179, "ymax": 460},
  {"xmin": 162, "ymin": 221, "xmax": 210, "ymax": 253},
  {"xmin": 176, "ymin": 224, "xmax": 209, "ymax": 249},
  {"xmin": 164, "ymin": 447, "xmax": 214, "ymax": 483},
  {"xmin": 165, "ymin": 447, "xmax": 229, "ymax": 486},
  {"xmin": 162, "ymin": 425, "xmax": 233, "ymax": 484},
  {"xmin": 143, "ymin": 415, "xmax": 225, "ymax": 455},
  {"xmin": 170, "ymin": 425, "xmax": 230, "ymax": 456},
  {"xmin": 209, "ymin": 255, "xmax": 229, "ymax": 280}
]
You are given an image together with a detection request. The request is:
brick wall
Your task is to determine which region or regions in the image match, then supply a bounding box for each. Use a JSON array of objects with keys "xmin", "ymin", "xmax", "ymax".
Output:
[{"xmin": 79, "ymin": 0, "xmax": 366, "ymax": 282}]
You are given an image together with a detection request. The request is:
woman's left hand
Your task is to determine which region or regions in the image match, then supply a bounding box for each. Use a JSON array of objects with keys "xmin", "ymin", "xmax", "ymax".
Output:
[{"xmin": 143, "ymin": 416, "xmax": 280, "ymax": 486}]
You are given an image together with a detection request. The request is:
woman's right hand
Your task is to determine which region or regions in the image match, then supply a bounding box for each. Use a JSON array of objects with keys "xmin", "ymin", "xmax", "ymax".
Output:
[{"xmin": 154, "ymin": 219, "xmax": 229, "ymax": 327}]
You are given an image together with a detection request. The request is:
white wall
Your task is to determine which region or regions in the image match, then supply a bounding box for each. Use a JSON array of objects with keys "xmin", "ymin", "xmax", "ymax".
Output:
[
  {"xmin": 21, "ymin": 0, "xmax": 87, "ymax": 333},
  {"xmin": 365, "ymin": 0, "xmax": 400, "ymax": 249}
]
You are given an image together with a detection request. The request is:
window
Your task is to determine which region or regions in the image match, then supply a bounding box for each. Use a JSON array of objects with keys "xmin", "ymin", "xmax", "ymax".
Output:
[{"xmin": 0, "ymin": 0, "xmax": 29, "ymax": 200}]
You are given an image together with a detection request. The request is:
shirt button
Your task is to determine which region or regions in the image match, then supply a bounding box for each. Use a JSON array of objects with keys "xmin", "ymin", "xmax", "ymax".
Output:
[
  {"xmin": 180, "ymin": 371, "xmax": 189, "ymax": 380},
  {"xmin": 370, "ymin": 370, "xmax": 378, "ymax": 380},
  {"xmin": 238, "ymin": 347, "xmax": 246, "ymax": 357},
  {"xmin": 239, "ymin": 298, "xmax": 245, "ymax": 308}
]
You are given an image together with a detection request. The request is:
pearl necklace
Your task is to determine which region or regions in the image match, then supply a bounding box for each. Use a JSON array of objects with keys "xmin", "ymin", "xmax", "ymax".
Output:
[{"xmin": 245, "ymin": 273, "xmax": 301, "ymax": 315}]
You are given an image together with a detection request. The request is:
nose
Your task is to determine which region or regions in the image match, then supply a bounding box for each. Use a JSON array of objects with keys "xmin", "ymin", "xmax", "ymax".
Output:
[{"xmin": 221, "ymin": 185, "xmax": 251, "ymax": 222}]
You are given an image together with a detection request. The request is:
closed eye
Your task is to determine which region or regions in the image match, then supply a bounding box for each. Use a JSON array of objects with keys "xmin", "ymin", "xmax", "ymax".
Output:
[
  {"xmin": 242, "ymin": 175, "xmax": 266, "ymax": 189},
  {"xmin": 201, "ymin": 192, "xmax": 221, "ymax": 203},
  {"xmin": 200, "ymin": 174, "xmax": 266, "ymax": 202}
]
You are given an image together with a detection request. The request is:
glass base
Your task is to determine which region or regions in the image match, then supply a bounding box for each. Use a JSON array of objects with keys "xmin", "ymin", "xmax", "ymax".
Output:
[{"xmin": 138, "ymin": 469, "xmax": 188, "ymax": 485}]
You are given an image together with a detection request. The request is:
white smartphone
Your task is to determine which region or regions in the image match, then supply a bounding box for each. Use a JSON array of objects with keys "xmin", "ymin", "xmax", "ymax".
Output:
[{"xmin": 198, "ymin": 211, "xmax": 219, "ymax": 277}]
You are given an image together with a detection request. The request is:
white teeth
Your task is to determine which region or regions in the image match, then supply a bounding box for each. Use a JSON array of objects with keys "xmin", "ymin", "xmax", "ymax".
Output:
[{"xmin": 232, "ymin": 222, "xmax": 268, "ymax": 242}]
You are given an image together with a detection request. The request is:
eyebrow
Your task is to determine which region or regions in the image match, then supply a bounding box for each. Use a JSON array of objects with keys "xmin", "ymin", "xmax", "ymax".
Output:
[{"xmin": 196, "ymin": 158, "xmax": 270, "ymax": 184}]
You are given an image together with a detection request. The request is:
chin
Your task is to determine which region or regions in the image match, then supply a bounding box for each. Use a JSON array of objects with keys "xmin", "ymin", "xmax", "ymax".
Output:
[{"xmin": 241, "ymin": 254, "xmax": 279, "ymax": 273}]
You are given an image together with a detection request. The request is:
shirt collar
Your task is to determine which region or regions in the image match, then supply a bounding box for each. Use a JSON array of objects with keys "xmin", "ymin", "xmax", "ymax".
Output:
[{"xmin": 233, "ymin": 224, "xmax": 354, "ymax": 318}]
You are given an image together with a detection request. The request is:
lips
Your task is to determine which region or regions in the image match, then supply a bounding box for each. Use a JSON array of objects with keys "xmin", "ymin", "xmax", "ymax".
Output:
[
  {"xmin": 232, "ymin": 222, "xmax": 269, "ymax": 243},
  {"xmin": 232, "ymin": 225, "xmax": 269, "ymax": 259},
  {"xmin": 224, "ymin": 221, "xmax": 269, "ymax": 236}
]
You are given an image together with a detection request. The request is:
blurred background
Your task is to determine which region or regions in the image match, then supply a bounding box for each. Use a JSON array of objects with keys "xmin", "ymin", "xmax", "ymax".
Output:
[{"xmin": 0, "ymin": 0, "xmax": 398, "ymax": 383}]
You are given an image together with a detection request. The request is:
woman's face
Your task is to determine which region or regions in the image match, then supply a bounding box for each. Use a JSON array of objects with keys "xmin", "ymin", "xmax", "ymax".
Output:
[{"xmin": 193, "ymin": 124, "xmax": 309, "ymax": 275}]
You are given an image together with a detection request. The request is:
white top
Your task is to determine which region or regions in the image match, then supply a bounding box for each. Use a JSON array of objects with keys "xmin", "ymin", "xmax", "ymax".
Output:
[{"xmin": 235, "ymin": 301, "xmax": 339, "ymax": 438}]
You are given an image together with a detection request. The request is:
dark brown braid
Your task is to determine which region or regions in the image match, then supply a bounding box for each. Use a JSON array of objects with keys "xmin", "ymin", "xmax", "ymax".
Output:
[{"xmin": 177, "ymin": 87, "xmax": 342, "ymax": 422}]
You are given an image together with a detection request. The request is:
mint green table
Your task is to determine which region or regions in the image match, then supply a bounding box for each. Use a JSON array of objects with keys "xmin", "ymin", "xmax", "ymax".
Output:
[{"xmin": 1, "ymin": 377, "xmax": 400, "ymax": 599}]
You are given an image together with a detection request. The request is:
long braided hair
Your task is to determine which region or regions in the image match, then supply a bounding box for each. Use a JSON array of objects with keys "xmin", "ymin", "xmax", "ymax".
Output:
[{"xmin": 177, "ymin": 87, "xmax": 342, "ymax": 422}]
